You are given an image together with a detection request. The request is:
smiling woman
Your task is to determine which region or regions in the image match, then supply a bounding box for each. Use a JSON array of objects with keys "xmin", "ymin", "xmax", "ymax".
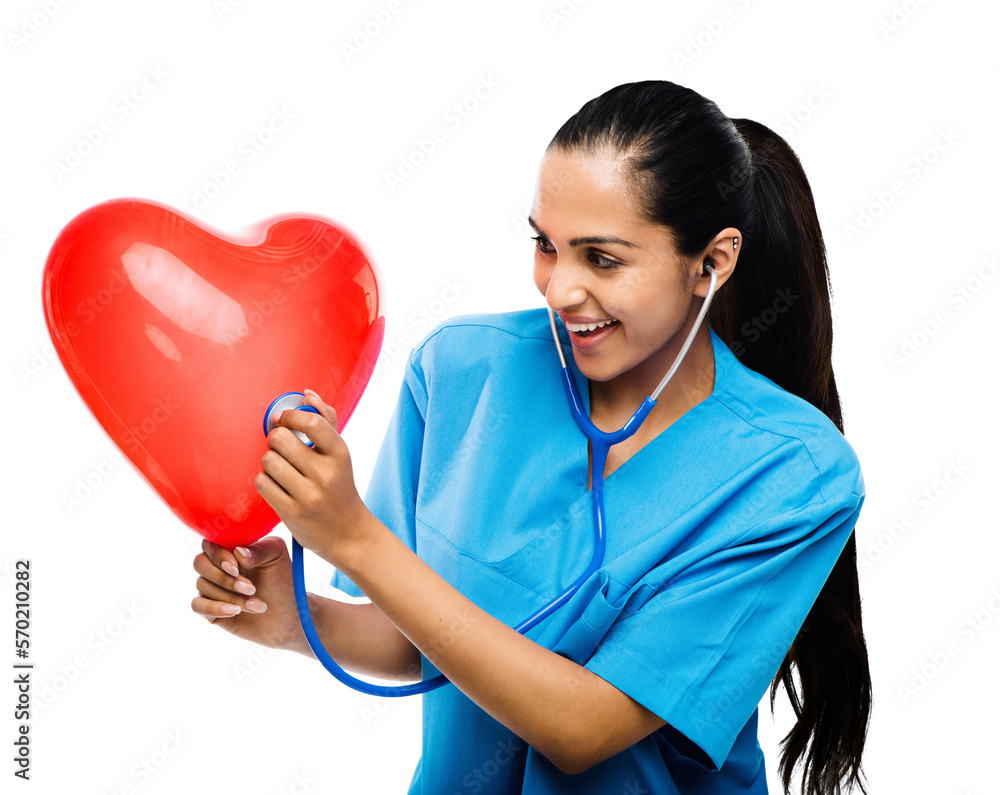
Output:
[
  {"xmin": 192, "ymin": 79, "xmax": 871, "ymax": 795},
  {"xmin": 527, "ymin": 146, "xmax": 736, "ymax": 416}
]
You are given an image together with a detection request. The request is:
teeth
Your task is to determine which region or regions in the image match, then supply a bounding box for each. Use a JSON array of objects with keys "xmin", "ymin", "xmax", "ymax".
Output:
[{"xmin": 566, "ymin": 318, "xmax": 617, "ymax": 332}]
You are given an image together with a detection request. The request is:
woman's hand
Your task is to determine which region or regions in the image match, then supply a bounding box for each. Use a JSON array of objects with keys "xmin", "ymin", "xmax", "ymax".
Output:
[
  {"xmin": 191, "ymin": 536, "xmax": 311, "ymax": 655},
  {"xmin": 254, "ymin": 389, "xmax": 371, "ymax": 565}
]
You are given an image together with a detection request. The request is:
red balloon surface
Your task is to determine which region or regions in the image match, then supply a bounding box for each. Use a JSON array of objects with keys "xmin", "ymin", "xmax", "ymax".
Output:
[{"xmin": 42, "ymin": 198, "xmax": 384, "ymax": 550}]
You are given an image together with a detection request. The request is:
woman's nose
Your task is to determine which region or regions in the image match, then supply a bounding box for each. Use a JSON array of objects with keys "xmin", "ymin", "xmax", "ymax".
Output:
[{"xmin": 544, "ymin": 257, "xmax": 589, "ymax": 311}]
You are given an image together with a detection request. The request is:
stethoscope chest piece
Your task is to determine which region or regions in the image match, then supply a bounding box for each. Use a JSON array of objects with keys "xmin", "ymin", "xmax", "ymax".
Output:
[{"xmin": 263, "ymin": 392, "xmax": 320, "ymax": 447}]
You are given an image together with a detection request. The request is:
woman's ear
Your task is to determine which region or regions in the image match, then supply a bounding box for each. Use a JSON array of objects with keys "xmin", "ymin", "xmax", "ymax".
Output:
[{"xmin": 693, "ymin": 227, "xmax": 741, "ymax": 297}]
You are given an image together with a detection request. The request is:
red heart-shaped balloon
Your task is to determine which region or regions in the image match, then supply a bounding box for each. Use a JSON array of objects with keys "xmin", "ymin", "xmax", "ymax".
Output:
[{"xmin": 42, "ymin": 198, "xmax": 384, "ymax": 549}]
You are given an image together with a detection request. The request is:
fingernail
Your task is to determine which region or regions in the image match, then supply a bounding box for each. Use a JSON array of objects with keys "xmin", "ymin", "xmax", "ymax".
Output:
[
  {"xmin": 304, "ymin": 389, "xmax": 318, "ymax": 397},
  {"xmin": 221, "ymin": 604, "xmax": 241, "ymax": 615},
  {"xmin": 221, "ymin": 561, "xmax": 239, "ymax": 577},
  {"xmin": 235, "ymin": 546, "xmax": 252, "ymax": 560},
  {"xmin": 234, "ymin": 579, "xmax": 255, "ymax": 596},
  {"xmin": 245, "ymin": 597, "xmax": 267, "ymax": 613}
]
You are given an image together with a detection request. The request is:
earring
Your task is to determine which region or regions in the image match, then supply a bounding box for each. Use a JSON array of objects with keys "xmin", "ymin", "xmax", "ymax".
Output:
[{"xmin": 733, "ymin": 237, "xmax": 739, "ymax": 249}]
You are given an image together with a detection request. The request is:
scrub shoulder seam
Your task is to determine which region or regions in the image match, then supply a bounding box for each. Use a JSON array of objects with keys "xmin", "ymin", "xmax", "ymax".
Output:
[
  {"xmin": 413, "ymin": 319, "xmax": 554, "ymax": 355},
  {"xmin": 414, "ymin": 310, "xmax": 552, "ymax": 350},
  {"xmin": 705, "ymin": 393, "xmax": 834, "ymax": 504}
]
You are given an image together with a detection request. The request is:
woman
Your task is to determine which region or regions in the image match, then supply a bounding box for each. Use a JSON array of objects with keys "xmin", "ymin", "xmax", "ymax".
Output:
[{"xmin": 192, "ymin": 80, "xmax": 871, "ymax": 794}]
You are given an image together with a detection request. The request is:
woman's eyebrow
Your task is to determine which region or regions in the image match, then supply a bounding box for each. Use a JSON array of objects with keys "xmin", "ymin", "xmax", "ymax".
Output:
[{"xmin": 527, "ymin": 215, "xmax": 638, "ymax": 248}]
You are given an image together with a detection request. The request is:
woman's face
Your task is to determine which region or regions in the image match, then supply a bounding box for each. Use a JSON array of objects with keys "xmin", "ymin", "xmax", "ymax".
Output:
[{"xmin": 530, "ymin": 147, "xmax": 704, "ymax": 389}]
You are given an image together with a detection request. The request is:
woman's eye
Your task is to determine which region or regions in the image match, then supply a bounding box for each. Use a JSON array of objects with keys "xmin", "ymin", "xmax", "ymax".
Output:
[
  {"xmin": 531, "ymin": 236, "xmax": 620, "ymax": 270},
  {"xmin": 589, "ymin": 252, "xmax": 621, "ymax": 270},
  {"xmin": 530, "ymin": 235, "xmax": 554, "ymax": 254}
]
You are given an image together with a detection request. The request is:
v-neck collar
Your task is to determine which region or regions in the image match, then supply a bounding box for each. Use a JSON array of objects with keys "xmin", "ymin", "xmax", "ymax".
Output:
[{"xmin": 554, "ymin": 321, "xmax": 732, "ymax": 493}]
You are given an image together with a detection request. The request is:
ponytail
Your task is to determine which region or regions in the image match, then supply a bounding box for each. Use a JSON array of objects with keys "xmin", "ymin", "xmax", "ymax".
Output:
[
  {"xmin": 548, "ymin": 81, "xmax": 872, "ymax": 794},
  {"xmin": 720, "ymin": 119, "xmax": 873, "ymax": 795}
]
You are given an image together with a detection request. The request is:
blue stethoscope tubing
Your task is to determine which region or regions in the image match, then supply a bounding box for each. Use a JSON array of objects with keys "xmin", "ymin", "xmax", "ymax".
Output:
[{"xmin": 282, "ymin": 266, "xmax": 719, "ymax": 696}]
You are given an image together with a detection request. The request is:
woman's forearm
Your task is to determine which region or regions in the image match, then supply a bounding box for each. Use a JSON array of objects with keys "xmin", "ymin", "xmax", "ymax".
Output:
[{"xmin": 288, "ymin": 593, "xmax": 422, "ymax": 683}]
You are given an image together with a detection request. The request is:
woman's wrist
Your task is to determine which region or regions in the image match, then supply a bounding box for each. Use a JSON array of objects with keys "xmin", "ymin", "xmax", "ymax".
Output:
[
  {"xmin": 323, "ymin": 505, "xmax": 386, "ymax": 577},
  {"xmin": 286, "ymin": 588, "xmax": 421, "ymax": 681},
  {"xmin": 280, "ymin": 591, "xmax": 322, "ymax": 658}
]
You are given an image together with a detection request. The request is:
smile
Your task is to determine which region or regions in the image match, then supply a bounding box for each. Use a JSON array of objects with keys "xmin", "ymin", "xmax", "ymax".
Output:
[{"xmin": 564, "ymin": 318, "xmax": 619, "ymax": 333}]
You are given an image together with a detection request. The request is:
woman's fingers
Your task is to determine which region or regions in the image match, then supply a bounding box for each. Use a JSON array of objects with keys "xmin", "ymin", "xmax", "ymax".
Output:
[
  {"xmin": 191, "ymin": 595, "xmax": 242, "ymax": 622},
  {"xmin": 194, "ymin": 576, "xmax": 268, "ymax": 615},
  {"xmin": 193, "ymin": 550, "xmax": 256, "ymax": 596},
  {"xmin": 302, "ymin": 389, "xmax": 338, "ymax": 430},
  {"xmin": 271, "ymin": 400, "xmax": 340, "ymax": 457},
  {"xmin": 232, "ymin": 536, "xmax": 288, "ymax": 572},
  {"xmin": 200, "ymin": 537, "xmax": 242, "ymax": 577}
]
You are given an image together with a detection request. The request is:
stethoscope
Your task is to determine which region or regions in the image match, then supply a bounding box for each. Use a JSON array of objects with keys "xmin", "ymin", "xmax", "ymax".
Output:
[{"xmin": 264, "ymin": 263, "xmax": 719, "ymax": 696}]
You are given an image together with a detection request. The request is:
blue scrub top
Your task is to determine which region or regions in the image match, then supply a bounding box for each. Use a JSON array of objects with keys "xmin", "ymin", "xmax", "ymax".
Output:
[{"xmin": 332, "ymin": 309, "xmax": 865, "ymax": 794}]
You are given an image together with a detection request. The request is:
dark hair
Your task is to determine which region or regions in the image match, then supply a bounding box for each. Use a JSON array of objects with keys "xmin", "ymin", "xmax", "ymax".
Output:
[{"xmin": 547, "ymin": 80, "xmax": 871, "ymax": 794}]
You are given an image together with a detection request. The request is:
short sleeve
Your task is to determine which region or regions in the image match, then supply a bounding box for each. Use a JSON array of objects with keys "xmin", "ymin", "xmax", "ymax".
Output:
[
  {"xmin": 330, "ymin": 348, "xmax": 428, "ymax": 597},
  {"xmin": 584, "ymin": 481, "xmax": 865, "ymax": 771}
]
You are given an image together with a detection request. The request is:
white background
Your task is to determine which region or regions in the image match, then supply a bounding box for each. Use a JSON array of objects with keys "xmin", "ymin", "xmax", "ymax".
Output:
[{"xmin": 2, "ymin": 0, "xmax": 998, "ymax": 792}]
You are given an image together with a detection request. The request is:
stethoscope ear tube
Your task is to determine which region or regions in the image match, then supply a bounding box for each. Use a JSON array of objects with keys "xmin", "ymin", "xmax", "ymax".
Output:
[{"xmin": 651, "ymin": 265, "xmax": 717, "ymax": 401}]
